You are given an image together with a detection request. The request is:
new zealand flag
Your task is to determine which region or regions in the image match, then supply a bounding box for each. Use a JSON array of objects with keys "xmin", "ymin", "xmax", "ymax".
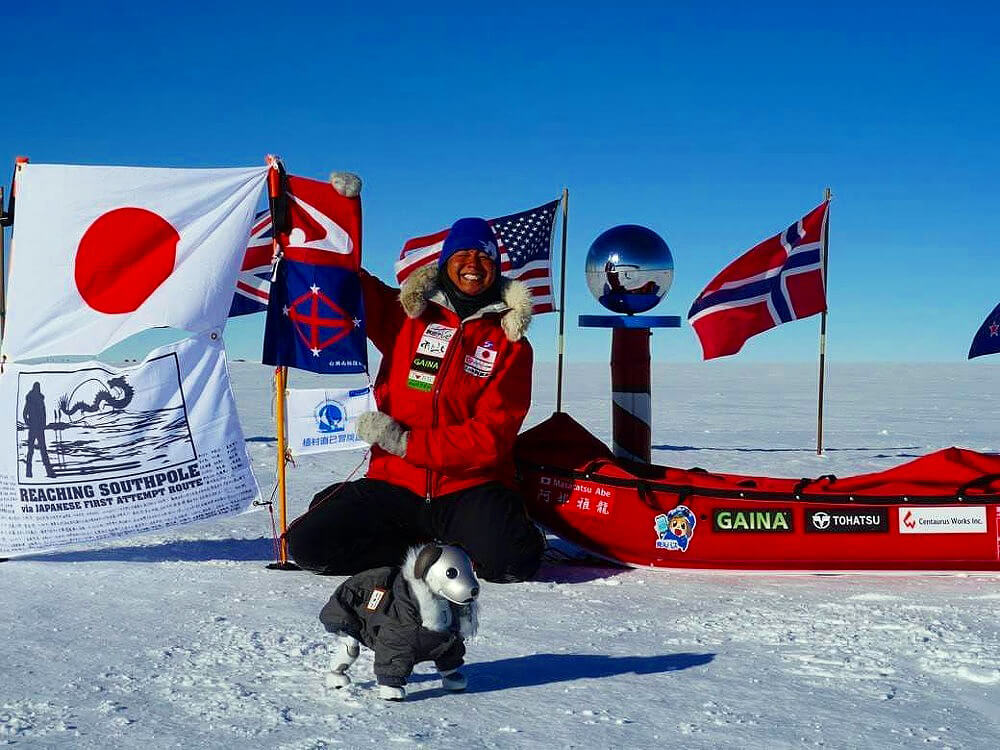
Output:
[
  {"xmin": 261, "ymin": 175, "xmax": 367, "ymax": 374},
  {"xmin": 968, "ymin": 302, "xmax": 1000, "ymax": 360}
]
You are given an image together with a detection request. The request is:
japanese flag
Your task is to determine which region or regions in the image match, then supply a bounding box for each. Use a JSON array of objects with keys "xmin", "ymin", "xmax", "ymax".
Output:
[{"xmin": 3, "ymin": 163, "xmax": 269, "ymax": 361}]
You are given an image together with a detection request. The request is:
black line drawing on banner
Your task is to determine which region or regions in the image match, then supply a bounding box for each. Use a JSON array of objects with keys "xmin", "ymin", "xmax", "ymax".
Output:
[
  {"xmin": 16, "ymin": 353, "xmax": 197, "ymax": 484},
  {"xmin": 22, "ymin": 382, "xmax": 55, "ymax": 478}
]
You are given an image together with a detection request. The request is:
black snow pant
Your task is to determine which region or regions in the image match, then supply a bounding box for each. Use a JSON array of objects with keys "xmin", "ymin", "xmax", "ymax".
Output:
[{"xmin": 286, "ymin": 478, "xmax": 545, "ymax": 583}]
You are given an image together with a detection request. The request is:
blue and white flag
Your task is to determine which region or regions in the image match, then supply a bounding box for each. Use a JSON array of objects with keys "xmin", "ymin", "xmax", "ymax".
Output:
[{"xmin": 286, "ymin": 386, "xmax": 375, "ymax": 456}]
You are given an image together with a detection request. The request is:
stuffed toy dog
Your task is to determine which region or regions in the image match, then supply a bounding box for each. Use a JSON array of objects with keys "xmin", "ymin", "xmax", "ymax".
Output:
[{"xmin": 320, "ymin": 544, "xmax": 480, "ymax": 701}]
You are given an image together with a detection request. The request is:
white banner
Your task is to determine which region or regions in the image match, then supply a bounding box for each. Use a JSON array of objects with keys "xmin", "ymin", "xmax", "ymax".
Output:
[
  {"xmin": 3, "ymin": 163, "xmax": 268, "ymax": 361},
  {"xmin": 286, "ymin": 386, "xmax": 374, "ymax": 456},
  {"xmin": 0, "ymin": 332, "xmax": 260, "ymax": 555}
]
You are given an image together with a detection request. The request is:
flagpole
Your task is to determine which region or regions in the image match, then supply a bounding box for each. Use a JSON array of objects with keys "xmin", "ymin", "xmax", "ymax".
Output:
[
  {"xmin": 816, "ymin": 187, "xmax": 832, "ymax": 455},
  {"xmin": 265, "ymin": 155, "xmax": 296, "ymax": 570},
  {"xmin": 1, "ymin": 158, "xmax": 28, "ymax": 357},
  {"xmin": 0, "ymin": 184, "xmax": 7, "ymax": 345},
  {"xmin": 555, "ymin": 188, "xmax": 569, "ymax": 412}
]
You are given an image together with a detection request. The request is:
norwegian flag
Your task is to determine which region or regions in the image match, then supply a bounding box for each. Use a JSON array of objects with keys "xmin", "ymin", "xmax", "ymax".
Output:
[
  {"xmin": 228, "ymin": 209, "xmax": 274, "ymax": 317},
  {"xmin": 394, "ymin": 198, "xmax": 561, "ymax": 314},
  {"xmin": 688, "ymin": 201, "xmax": 829, "ymax": 359}
]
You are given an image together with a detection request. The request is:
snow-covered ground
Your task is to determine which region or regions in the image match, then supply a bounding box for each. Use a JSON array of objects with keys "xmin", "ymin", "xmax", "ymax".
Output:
[{"xmin": 3, "ymin": 360, "xmax": 999, "ymax": 749}]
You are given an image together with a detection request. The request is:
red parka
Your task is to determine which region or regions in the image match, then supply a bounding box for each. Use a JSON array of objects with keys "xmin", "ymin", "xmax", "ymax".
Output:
[{"xmin": 360, "ymin": 265, "xmax": 534, "ymax": 499}]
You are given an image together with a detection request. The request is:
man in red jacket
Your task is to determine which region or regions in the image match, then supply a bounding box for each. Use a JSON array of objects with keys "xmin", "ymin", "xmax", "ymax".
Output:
[{"xmin": 287, "ymin": 192, "xmax": 544, "ymax": 583}]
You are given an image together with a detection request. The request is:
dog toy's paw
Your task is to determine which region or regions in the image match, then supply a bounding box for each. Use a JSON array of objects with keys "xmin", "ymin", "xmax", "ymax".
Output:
[
  {"xmin": 440, "ymin": 669, "xmax": 467, "ymax": 691},
  {"xmin": 326, "ymin": 672, "xmax": 351, "ymax": 689},
  {"xmin": 378, "ymin": 684, "xmax": 406, "ymax": 701}
]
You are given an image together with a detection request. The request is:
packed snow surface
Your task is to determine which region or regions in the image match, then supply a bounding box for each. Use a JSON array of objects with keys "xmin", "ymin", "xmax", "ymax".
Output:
[{"xmin": 3, "ymin": 361, "xmax": 999, "ymax": 749}]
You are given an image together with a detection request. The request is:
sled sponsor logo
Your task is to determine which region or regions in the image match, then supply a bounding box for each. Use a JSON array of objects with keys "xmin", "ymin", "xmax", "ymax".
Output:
[
  {"xmin": 898, "ymin": 506, "xmax": 987, "ymax": 534},
  {"xmin": 713, "ymin": 508, "xmax": 794, "ymax": 533},
  {"xmin": 806, "ymin": 508, "xmax": 889, "ymax": 533},
  {"xmin": 464, "ymin": 344, "xmax": 499, "ymax": 378},
  {"xmin": 654, "ymin": 505, "xmax": 697, "ymax": 551},
  {"xmin": 366, "ymin": 588, "xmax": 387, "ymax": 611}
]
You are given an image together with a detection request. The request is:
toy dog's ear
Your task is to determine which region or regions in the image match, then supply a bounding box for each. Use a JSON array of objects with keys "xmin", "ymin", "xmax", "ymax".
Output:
[{"xmin": 413, "ymin": 544, "xmax": 443, "ymax": 580}]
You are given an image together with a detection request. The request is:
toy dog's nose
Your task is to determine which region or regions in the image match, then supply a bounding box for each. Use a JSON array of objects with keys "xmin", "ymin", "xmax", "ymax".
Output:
[{"xmin": 470, "ymin": 586, "xmax": 480, "ymax": 598}]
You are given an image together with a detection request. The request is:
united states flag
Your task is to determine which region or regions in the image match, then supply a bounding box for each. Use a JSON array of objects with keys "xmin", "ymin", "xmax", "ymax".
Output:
[
  {"xmin": 688, "ymin": 201, "xmax": 829, "ymax": 359},
  {"xmin": 394, "ymin": 198, "xmax": 561, "ymax": 314},
  {"xmin": 228, "ymin": 209, "xmax": 273, "ymax": 317}
]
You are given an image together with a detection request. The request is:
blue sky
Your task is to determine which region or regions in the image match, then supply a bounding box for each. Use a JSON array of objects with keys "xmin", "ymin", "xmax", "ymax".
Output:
[{"xmin": 1, "ymin": 2, "xmax": 997, "ymax": 363}]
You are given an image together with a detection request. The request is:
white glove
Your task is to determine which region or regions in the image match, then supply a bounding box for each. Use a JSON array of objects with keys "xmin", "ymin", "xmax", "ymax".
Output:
[
  {"xmin": 330, "ymin": 171, "xmax": 362, "ymax": 198},
  {"xmin": 357, "ymin": 411, "xmax": 409, "ymax": 457},
  {"xmin": 326, "ymin": 635, "xmax": 360, "ymax": 689}
]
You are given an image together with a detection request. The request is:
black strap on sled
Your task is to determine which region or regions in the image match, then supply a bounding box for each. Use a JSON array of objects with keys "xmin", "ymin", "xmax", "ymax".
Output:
[
  {"xmin": 792, "ymin": 474, "xmax": 838, "ymax": 495},
  {"xmin": 955, "ymin": 473, "xmax": 1000, "ymax": 498}
]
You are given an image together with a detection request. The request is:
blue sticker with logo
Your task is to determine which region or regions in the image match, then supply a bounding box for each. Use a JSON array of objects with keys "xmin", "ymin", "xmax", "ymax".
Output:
[
  {"xmin": 314, "ymin": 399, "xmax": 346, "ymax": 433},
  {"xmin": 654, "ymin": 505, "xmax": 697, "ymax": 552}
]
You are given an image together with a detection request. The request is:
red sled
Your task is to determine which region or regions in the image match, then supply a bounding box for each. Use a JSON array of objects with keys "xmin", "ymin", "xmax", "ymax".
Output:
[{"xmin": 515, "ymin": 413, "xmax": 1000, "ymax": 572}]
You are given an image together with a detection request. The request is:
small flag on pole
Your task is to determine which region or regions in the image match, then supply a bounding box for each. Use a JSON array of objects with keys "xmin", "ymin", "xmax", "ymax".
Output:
[
  {"xmin": 968, "ymin": 302, "xmax": 1000, "ymax": 359},
  {"xmin": 688, "ymin": 201, "xmax": 829, "ymax": 359},
  {"xmin": 261, "ymin": 175, "xmax": 367, "ymax": 374},
  {"xmin": 394, "ymin": 198, "xmax": 561, "ymax": 315}
]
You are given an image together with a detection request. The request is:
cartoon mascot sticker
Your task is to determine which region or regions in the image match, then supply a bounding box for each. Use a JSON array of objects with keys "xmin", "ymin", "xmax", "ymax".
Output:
[{"xmin": 654, "ymin": 505, "xmax": 697, "ymax": 552}]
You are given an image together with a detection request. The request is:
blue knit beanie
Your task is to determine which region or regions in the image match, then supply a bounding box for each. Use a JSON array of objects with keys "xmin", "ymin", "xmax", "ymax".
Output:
[{"xmin": 439, "ymin": 217, "xmax": 499, "ymax": 268}]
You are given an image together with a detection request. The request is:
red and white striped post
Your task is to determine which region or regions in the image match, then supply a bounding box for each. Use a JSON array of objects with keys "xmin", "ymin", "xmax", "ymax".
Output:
[
  {"xmin": 611, "ymin": 327, "xmax": 652, "ymax": 462},
  {"xmin": 580, "ymin": 315, "xmax": 680, "ymax": 463}
]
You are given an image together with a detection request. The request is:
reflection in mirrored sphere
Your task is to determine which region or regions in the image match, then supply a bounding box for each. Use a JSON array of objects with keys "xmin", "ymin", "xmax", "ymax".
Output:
[{"xmin": 585, "ymin": 225, "xmax": 674, "ymax": 314}]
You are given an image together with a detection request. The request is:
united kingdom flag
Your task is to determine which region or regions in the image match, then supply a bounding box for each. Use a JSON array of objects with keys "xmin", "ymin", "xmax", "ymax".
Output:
[
  {"xmin": 688, "ymin": 201, "xmax": 829, "ymax": 359},
  {"xmin": 228, "ymin": 210, "xmax": 274, "ymax": 317}
]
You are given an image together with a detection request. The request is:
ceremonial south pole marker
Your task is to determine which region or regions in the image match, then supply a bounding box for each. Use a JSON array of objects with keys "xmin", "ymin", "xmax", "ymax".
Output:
[{"xmin": 580, "ymin": 225, "xmax": 678, "ymax": 463}]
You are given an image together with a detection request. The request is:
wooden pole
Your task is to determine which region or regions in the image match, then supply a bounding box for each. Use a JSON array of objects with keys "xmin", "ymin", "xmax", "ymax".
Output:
[
  {"xmin": 1, "ymin": 185, "xmax": 6, "ymax": 344},
  {"xmin": 274, "ymin": 364, "xmax": 290, "ymax": 563},
  {"xmin": 555, "ymin": 188, "xmax": 569, "ymax": 412},
  {"xmin": 264, "ymin": 156, "xmax": 296, "ymax": 569},
  {"xmin": 816, "ymin": 188, "xmax": 832, "ymax": 455}
]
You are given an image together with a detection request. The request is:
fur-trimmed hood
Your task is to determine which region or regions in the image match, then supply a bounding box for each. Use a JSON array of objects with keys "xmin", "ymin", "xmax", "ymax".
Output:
[
  {"xmin": 401, "ymin": 546, "xmax": 479, "ymax": 638},
  {"xmin": 399, "ymin": 265, "xmax": 532, "ymax": 342}
]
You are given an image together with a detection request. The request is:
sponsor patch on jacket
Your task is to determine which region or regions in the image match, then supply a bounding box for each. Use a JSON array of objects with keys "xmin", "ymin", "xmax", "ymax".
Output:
[
  {"xmin": 366, "ymin": 587, "xmax": 387, "ymax": 611},
  {"xmin": 464, "ymin": 344, "xmax": 499, "ymax": 378},
  {"xmin": 407, "ymin": 324, "xmax": 457, "ymax": 391}
]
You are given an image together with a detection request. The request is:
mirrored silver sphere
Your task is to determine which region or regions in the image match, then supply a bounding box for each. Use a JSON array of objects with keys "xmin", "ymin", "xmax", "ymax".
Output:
[{"xmin": 585, "ymin": 225, "xmax": 674, "ymax": 314}]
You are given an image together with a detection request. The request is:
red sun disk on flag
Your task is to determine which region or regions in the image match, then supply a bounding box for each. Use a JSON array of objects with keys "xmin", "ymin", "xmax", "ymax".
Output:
[{"xmin": 75, "ymin": 207, "xmax": 179, "ymax": 314}]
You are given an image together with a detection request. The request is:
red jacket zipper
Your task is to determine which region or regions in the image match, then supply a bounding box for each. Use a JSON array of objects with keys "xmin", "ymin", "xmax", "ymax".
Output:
[{"xmin": 425, "ymin": 320, "xmax": 464, "ymax": 502}]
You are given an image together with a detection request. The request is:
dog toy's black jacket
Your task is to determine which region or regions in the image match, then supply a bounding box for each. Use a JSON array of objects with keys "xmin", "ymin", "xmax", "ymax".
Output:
[{"xmin": 320, "ymin": 561, "xmax": 476, "ymax": 688}]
